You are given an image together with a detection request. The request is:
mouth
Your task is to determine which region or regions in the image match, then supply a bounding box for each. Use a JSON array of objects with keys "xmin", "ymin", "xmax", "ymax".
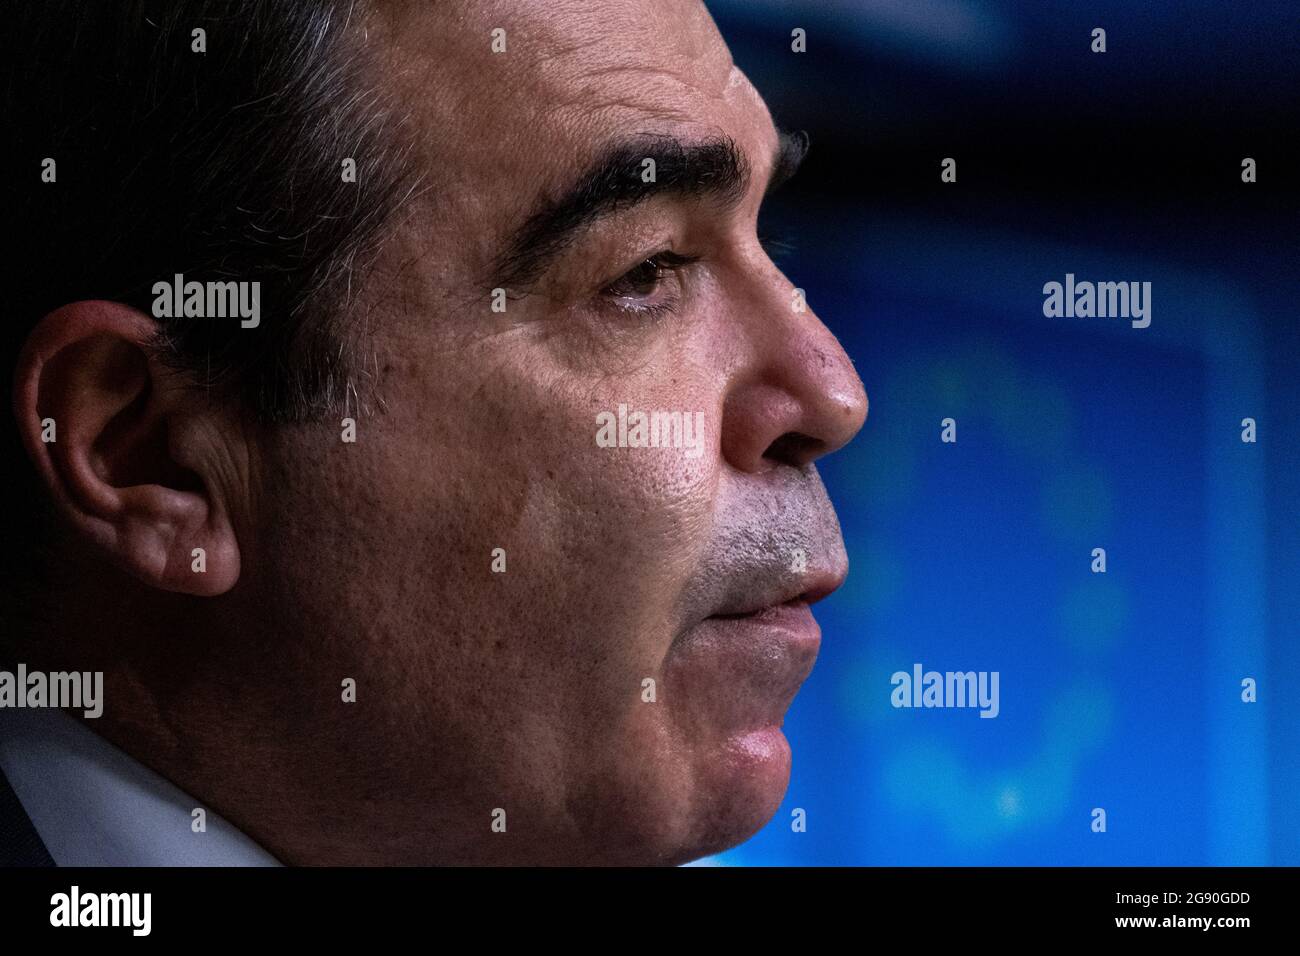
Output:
[
  {"xmin": 704, "ymin": 569, "xmax": 844, "ymax": 621},
  {"xmin": 706, "ymin": 595, "xmax": 818, "ymax": 640},
  {"xmin": 664, "ymin": 468, "xmax": 849, "ymax": 744},
  {"xmin": 667, "ymin": 576, "xmax": 841, "ymax": 736},
  {"xmin": 707, "ymin": 582, "xmax": 838, "ymax": 622},
  {"xmin": 702, "ymin": 591, "xmax": 824, "ymax": 673}
]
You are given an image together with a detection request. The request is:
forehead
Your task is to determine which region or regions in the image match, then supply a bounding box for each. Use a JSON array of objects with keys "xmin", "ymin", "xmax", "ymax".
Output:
[
  {"xmin": 370, "ymin": 0, "xmax": 777, "ymax": 239},
  {"xmin": 379, "ymin": 0, "xmax": 748, "ymax": 123}
]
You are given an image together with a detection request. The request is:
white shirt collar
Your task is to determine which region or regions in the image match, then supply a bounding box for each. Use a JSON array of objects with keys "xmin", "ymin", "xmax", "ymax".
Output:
[{"xmin": 0, "ymin": 705, "xmax": 280, "ymax": 866}]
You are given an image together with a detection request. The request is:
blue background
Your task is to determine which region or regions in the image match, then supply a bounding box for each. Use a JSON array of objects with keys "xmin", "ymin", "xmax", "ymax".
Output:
[{"xmin": 698, "ymin": 0, "xmax": 1300, "ymax": 865}]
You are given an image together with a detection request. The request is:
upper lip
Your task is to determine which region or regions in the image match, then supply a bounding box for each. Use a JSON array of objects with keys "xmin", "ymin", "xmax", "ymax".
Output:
[
  {"xmin": 706, "ymin": 568, "xmax": 844, "ymax": 619},
  {"xmin": 687, "ymin": 468, "xmax": 850, "ymax": 625}
]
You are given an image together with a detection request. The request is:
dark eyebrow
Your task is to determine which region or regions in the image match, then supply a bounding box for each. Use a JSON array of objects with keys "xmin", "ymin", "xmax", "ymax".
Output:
[{"xmin": 487, "ymin": 128, "xmax": 809, "ymax": 292}]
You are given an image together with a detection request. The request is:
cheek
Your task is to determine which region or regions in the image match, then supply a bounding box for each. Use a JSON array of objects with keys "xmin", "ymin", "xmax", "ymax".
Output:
[
  {"xmin": 248, "ymin": 341, "xmax": 738, "ymax": 856},
  {"xmin": 370, "ymin": 349, "xmax": 724, "ymax": 709}
]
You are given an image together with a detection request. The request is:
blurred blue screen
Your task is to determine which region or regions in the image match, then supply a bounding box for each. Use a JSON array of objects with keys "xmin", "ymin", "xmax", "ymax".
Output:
[{"xmin": 700, "ymin": 0, "xmax": 1297, "ymax": 866}]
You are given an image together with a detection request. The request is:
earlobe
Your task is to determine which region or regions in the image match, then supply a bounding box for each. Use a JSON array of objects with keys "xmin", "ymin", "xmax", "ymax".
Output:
[{"xmin": 13, "ymin": 300, "xmax": 242, "ymax": 596}]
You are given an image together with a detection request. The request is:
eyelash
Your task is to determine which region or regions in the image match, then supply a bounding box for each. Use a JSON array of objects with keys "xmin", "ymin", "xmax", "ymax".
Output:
[
  {"xmin": 596, "ymin": 233, "xmax": 796, "ymax": 319},
  {"xmin": 599, "ymin": 251, "xmax": 700, "ymax": 318}
]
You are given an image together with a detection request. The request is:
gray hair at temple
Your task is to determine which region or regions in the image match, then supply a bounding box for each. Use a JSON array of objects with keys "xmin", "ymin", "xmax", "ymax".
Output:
[{"xmin": 0, "ymin": 0, "xmax": 420, "ymax": 641}]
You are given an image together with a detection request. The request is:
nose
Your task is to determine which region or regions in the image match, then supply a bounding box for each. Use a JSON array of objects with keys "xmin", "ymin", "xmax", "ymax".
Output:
[{"xmin": 721, "ymin": 274, "xmax": 868, "ymax": 474}]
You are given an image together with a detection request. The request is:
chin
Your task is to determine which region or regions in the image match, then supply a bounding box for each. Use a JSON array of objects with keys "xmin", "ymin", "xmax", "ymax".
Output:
[{"xmin": 673, "ymin": 725, "xmax": 794, "ymax": 864}]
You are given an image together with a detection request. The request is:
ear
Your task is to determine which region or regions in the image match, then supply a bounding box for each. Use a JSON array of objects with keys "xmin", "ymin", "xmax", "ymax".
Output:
[{"xmin": 12, "ymin": 300, "xmax": 242, "ymax": 595}]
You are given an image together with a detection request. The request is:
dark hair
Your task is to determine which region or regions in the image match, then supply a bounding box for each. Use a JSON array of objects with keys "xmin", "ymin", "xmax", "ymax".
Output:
[{"xmin": 0, "ymin": 0, "xmax": 417, "ymax": 628}]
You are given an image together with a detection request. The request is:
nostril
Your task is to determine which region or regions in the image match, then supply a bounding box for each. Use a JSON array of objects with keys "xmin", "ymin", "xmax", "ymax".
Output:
[{"xmin": 762, "ymin": 431, "xmax": 825, "ymax": 467}]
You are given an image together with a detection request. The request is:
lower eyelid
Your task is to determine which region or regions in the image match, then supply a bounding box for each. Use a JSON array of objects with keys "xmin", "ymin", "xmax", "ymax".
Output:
[
  {"xmin": 608, "ymin": 285, "xmax": 675, "ymax": 310},
  {"xmin": 600, "ymin": 283, "xmax": 681, "ymax": 319},
  {"xmin": 611, "ymin": 299, "xmax": 678, "ymax": 321}
]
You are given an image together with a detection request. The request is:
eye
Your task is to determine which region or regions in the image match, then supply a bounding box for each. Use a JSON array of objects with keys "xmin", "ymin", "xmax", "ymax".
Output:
[{"xmin": 600, "ymin": 251, "xmax": 699, "ymax": 316}]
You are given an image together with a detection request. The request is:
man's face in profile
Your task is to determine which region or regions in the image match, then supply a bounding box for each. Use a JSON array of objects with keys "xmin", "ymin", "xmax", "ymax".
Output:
[{"xmin": 18, "ymin": 0, "xmax": 866, "ymax": 865}]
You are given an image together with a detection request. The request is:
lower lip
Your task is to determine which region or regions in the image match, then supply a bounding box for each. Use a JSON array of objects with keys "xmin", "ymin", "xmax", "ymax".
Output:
[{"xmin": 667, "ymin": 601, "xmax": 822, "ymax": 733}]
